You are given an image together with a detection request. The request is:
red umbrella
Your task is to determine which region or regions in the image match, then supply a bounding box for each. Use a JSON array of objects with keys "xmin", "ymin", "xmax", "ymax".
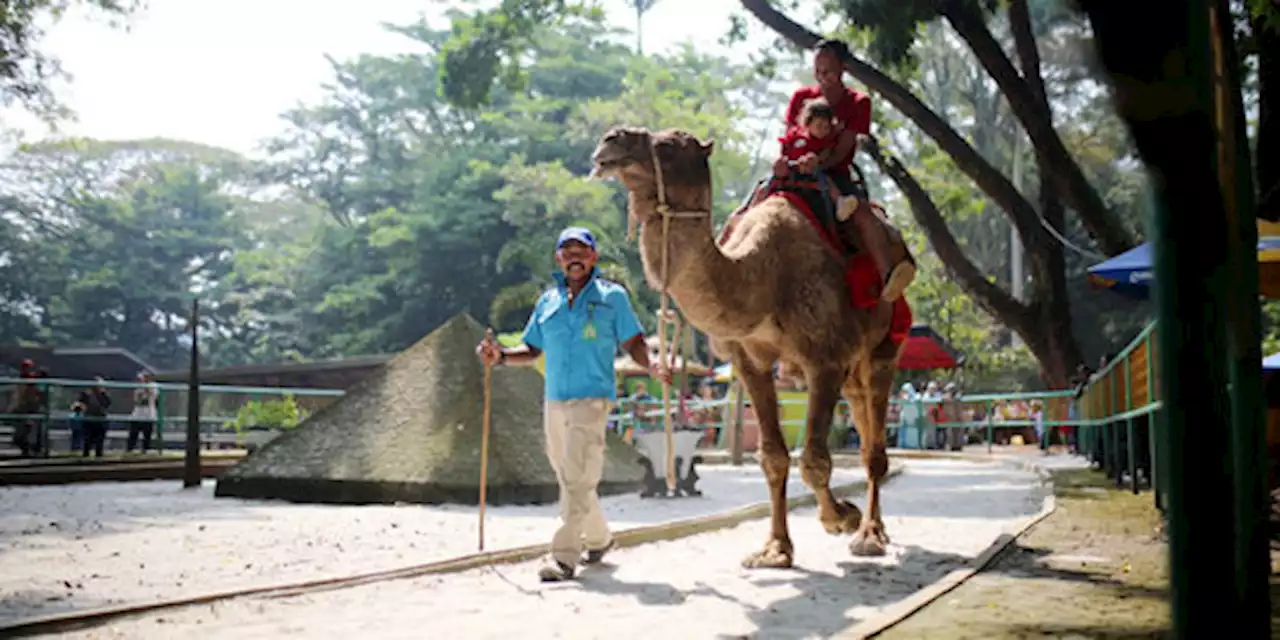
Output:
[{"xmin": 897, "ymin": 325, "xmax": 965, "ymax": 371}]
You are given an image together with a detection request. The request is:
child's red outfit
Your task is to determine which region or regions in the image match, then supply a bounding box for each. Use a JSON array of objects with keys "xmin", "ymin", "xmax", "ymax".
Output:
[
  {"xmin": 778, "ymin": 126, "xmax": 835, "ymax": 163},
  {"xmin": 777, "ymin": 125, "xmax": 854, "ymax": 221}
]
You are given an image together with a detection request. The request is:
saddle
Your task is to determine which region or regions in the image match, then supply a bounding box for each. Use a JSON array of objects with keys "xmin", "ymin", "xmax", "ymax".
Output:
[
  {"xmin": 734, "ymin": 171, "xmax": 915, "ymax": 346},
  {"xmin": 760, "ymin": 172, "xmax": 863, "ymax": 256}
]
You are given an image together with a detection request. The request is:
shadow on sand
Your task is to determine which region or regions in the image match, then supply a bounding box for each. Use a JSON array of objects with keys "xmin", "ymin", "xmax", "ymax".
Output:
[{"xmin": 574, "ymin": 545, "xmax": 977, "ymax": 639}]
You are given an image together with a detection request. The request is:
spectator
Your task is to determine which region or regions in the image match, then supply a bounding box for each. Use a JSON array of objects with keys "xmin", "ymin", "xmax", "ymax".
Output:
[
  {"xmin": 69, "ymin": 401, "xmax": 86, "ymax": 454},
  {"xmin": 129, "ymin": 371, "xmax": 159, "ymax": 453},
  {"xmin": 78, "ymin": 377, "xmax": 111, "ymax": 457},
  {"xmin": 941, "ymin": 382, "xmax": 965, "ymax": 451},
  {"xmin": 896, "ymin": 383, "xmax": 921, "ymax": 448},
  {"xmin": 1031, "ymin": 399, "xmax": 1048, "ymax": 454}
]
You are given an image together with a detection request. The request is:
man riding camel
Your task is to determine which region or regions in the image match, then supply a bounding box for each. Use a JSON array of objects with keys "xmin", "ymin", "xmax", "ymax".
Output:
[{"xmin": 723, "ymin": 38, "xmax": 916, "ymax": 302}]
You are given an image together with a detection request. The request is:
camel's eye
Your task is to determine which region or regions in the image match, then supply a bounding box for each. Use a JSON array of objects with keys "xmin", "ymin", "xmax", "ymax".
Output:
[{"xmin": 604, "ymin": 131, "xmax": 620, "ymax": 142}]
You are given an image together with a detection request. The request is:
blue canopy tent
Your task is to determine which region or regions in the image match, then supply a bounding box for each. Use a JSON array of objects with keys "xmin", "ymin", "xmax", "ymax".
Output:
[
  {"xmin": 1088, "ymin": 222, "xmax": 1280, "ymax": 299},
  {"xmin": 1086, "ymin": 242, "xmax": 1155, "ymax": 299},
  {"xmin": 1264, "ymin": 351, "xmax": 1280, "ymax": 372}
]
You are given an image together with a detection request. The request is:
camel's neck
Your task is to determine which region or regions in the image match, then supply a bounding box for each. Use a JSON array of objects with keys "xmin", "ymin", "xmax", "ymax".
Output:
[{"xmin": 630, "ymin": 191, "xmax": 761, "ymax": 338}]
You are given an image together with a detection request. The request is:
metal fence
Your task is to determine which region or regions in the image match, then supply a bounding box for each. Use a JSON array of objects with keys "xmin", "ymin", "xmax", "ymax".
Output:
[
  {"xmin": 0, "ymin": 376, "xmax": 345, "ymax": 457},
  {"xmin": 609, "ymin": 387, "xmax": 1084, "ymax": 454}
]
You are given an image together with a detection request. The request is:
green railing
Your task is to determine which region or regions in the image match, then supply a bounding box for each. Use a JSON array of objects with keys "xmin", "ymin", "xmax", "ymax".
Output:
[
  {"xmin": 1074, "ymin": 319, "xmax": 1164, "ymax": 499},
  {"xmin": 0, "ymin": 376, "xmax": 345, "ymax": 457},
  {"xmin": 611, "ymin": 387, "xmax": 1086, "ymax": 453}
]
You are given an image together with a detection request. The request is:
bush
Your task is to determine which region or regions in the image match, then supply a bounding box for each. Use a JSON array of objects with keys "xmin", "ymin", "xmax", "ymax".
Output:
[{"xmin": 230, "ymin": 394, "xmax": 307, "ymax": 435}]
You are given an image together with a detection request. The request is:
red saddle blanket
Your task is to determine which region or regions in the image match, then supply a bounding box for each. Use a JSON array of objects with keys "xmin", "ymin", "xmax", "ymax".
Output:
[{"xmin": 768, "ymin": 190, "xmax": 912, "ymax": 346}]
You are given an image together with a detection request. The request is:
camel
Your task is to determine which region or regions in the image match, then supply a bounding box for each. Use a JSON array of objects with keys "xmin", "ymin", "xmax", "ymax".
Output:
[{"xmin": 590, "ymin": 126, "xmax": 907, "ymax": 567}]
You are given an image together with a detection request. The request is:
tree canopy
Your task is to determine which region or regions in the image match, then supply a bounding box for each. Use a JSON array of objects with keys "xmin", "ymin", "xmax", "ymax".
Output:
[{"xmin": 3, "ymin": 2, "xmax": 1275, "ymax": 391}]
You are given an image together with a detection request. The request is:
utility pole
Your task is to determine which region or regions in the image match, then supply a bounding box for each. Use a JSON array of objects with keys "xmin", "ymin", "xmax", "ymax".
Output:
[
  {"xmin": 183, "ymin": 297, "xmax": 202, "ymax": 488},
  {"xmin": 1010, "ymin": 135, "xmax": 1025, "ymax": 347},
  {"xmin": 184, "ymin": 176, "xmax": 203, "ymax": 489}
]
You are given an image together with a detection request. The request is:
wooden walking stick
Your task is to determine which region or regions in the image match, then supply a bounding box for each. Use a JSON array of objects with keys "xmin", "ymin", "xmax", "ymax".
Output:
[{"xmin": 478, "ymin": 328, "xmax": 495, "ymax": 552}]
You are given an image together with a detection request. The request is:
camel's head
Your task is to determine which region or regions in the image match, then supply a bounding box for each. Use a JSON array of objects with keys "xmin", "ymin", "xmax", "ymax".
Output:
[
  {"xmin": 590, "ymin": 126, "xmax": 716, "ymax": 228},
  {"xmin": 589, "ymin": 126, "xmax": 653, "ymax": 180},
  {"xmin": 590, "ymin": 126, "xmax": 715, "ymax": 184}
]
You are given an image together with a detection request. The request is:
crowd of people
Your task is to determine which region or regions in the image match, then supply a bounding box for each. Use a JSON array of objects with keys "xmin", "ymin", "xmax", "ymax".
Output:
[{"xmin": 3, "ymin": 359, "xmax": 162, "ymax": 458}]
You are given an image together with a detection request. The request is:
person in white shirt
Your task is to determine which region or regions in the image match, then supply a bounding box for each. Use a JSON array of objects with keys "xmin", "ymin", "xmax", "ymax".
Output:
[{"xmin": 128, "ymin": 371, "xmax": 159, "ymax": 453}]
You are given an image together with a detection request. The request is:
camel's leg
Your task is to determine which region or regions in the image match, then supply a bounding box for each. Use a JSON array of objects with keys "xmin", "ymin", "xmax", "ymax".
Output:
[
  {"xmin": 736, "ymin": 355, "xmax": 794, "ymax": 569},
  {"xmin": 845, "ymin": 343, "xmax": 899, "ymax": 557},
  {"xmin": 800, "ymin": 364, "xmax": 863, "ymax": 536}
]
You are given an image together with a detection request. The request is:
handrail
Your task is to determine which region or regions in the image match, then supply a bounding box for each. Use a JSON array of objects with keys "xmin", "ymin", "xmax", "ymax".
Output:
[{"xmin": 0, "ymin": 376, "xmax": 346, "ymax": 397}]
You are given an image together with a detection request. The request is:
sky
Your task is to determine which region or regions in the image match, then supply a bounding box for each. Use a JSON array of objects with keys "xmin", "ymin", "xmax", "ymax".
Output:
[{"xmin": 0, "ymin": 0, "xmax": 799, "ymax": 158}]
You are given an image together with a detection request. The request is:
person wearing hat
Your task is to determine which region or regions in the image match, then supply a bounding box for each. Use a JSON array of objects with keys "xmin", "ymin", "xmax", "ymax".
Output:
[{"xmin": 476, "ymin": 226, "xmax": 670, "ymax": 582}]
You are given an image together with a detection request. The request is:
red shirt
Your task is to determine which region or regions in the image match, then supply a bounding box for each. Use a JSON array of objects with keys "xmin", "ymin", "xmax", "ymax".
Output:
[
  {"xmin": 777, "ymin": 125, "xmax": 835, "ymax": 162},
  {"xmin": 784, "ymin": 85, "xmax": 872, "ymax": 170}
]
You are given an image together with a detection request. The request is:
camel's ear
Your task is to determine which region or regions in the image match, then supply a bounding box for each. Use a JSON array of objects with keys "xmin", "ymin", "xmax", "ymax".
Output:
[{"xmin": 699, "ymin": 139, "xmax": 715, "ymax": 157}]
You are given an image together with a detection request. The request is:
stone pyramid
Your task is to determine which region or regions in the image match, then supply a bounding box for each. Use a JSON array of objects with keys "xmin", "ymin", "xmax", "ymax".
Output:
[{"xmin": 215, "ymin": 313, "xmax": 645, "ymax": 505}]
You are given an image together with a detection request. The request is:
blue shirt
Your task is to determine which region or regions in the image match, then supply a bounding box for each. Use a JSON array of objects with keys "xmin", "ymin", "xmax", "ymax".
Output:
[{"xmin": 521, "ymin": 271, "xmax": 645, "ymax": 402}]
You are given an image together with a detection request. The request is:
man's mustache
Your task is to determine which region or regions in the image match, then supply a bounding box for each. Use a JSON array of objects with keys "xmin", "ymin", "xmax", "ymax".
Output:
[{"xmin": 566, "ymin": 261, "xmax": 586, "ymax": 270}]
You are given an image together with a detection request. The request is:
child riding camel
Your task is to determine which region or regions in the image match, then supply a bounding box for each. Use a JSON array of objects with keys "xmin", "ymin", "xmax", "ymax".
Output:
[
  {"xmin": 772, "ymin": 97, "xmax": 860, "ymax": 222},
  {"xmin": 721, "ymin": 39, "xmax": 916, "ymax": 302}
]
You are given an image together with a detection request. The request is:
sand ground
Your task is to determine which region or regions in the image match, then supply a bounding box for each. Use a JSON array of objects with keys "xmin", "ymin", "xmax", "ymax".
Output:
[
  {"xmin": 31, "ymin": 459, "xmax": 1048, "ymax": 640},
  {"xmin": 0, "ymin": 465, "xmax": 865, "ymax": 625}
]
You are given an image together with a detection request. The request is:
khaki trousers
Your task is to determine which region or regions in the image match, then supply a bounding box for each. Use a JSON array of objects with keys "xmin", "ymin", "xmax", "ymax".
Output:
[{"xmin": 545, "ymin": 398, "xmax": 612, "ymax": 566}]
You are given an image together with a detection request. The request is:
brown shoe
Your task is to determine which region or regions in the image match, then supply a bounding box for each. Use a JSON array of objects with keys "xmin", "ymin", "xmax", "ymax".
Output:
[
  {"xmin": 582, "ymin": 539, "xmax": 617, "ymax": 566},
  {"xmin": 538, "ymin": 557, "xmax": 576, "ymax": 582},
  {"xmin": 881, "ymin": 259, "xmax": 917, "ymax": 301}
]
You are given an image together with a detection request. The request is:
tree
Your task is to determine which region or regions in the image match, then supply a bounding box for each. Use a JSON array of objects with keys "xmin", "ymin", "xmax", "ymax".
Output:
[
  {"xmin": 0, "ymin": 0, "xmax": 143, "ymax": 118},
  {"xmin": 0, "ymin": 138, "xmax": 250, "ymax": 367},
  {"xmin": 431, "ymin": 1, "xmax": 1124, "ymax": 384},
  {"xmin": 623, "ymin": 0, "xmax": 662, "ymax": 54}
]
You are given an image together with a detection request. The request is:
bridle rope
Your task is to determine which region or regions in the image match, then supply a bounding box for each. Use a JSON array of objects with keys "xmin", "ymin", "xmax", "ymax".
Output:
[{"xmin": 626, "ymin": 139, "xmax": 710, "ymax": 494}]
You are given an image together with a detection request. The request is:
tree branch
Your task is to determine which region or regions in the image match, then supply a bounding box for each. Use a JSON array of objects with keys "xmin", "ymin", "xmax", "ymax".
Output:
[
  {"xmin": 861, "ymin": 134, "xmax": 1030, "ymax": 326},
  {"xmin": 1008, "ymin": 0, "xmax": 1048, "ymax": 109},
  {"xmin": 942, "ymin": 1, "xmax": 1136, "ymax": 255},
  {"xmin": 738, "ymin": 0, "xmax": 1046, "ymax": 253}
]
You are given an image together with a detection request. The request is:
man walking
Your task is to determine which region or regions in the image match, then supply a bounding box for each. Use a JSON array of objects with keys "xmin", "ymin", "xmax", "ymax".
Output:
[{"xmin": 477, "ymin": 226, "xmax": 668, "ymax": 582}]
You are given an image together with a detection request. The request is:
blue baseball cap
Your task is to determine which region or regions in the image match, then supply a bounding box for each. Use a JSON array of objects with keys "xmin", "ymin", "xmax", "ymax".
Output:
[{"xmin": 556, "ymin": 226, "xmax": 597, "ymax": 251}]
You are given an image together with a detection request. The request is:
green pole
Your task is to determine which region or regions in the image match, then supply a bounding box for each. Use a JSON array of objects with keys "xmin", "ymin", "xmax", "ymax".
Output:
[
  {"xmin": 184, "ymin": 299, "xmax": 202, "ymax": 488},
  {"xmin": 1124, "ymin": 355, "xmax": 1137, "ymax": 494},
  {"xmin": 985, "ymin": 400, "xmax": 993, "ymax": 454},
  {"xmin": 1146, "ymin": 330, "xmax": 1162, "ymax": 512},
  {"xmin": 155, "ymin": 390, "xmax": 165, "ymax": 450},
  {"xmin": 1210, "ymin": 0, "xmax": 1268, "ymax": 627},
  {"xmin": 1107, "ymin": 370, "xmax": 1120, "ymax": 485},
  {"xmin": 40, "ymin": 381, "xmax": 52, "ymax": 458},
  {"xmin": 1084, "ymin": 1, "xmax": 1241, "ymax": 631}
]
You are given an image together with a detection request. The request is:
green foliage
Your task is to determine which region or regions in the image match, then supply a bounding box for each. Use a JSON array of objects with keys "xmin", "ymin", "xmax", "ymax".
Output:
[
  {"xmin": 230, "ymin": 394, "xmax": 306, "ymax": 433},
  {"xmin": 0, "ymin": 138, "xmax": 254, "ymax": 366},
  {"xmin": 438, "ymin": 2, "xmax": 605, "ymax": 109},
  {"xmin": 0, "ymin": 1, "xmax": 1181, "ymax": 395},
  {"xmin": 0, "ymin": 13, "xmax": 763, "ymax": 373},
  {"xmin": 1263, "ymin": 299, "xmax": 1280, "ymax": 356}
]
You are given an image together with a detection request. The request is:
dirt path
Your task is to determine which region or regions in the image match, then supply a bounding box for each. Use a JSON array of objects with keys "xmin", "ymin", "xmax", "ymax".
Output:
[
  {"xmin": 878, "ymin": 466, "xmax": 1170, "ymax": 639},
  {"xmin": 53, "ymin": 460, "xmax": 1044, "ymax": 639}
]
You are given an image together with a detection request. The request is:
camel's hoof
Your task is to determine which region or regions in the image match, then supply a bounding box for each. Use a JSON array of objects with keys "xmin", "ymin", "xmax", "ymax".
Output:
[
  {"xmin": 741, "ymin": 539, "xmax": 794, "ymax": 569},
  {"xmin": 849, "ymin": 525, "xmax": 889, "ymax": 557},
  {"xmin": 820, "ymin": 500, "xmax": 863, "ymax": 535}
]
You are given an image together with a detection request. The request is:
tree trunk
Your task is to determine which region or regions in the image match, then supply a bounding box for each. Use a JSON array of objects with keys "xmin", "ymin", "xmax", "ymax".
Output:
[
  {"xmin": 944, "ymin": 1, "xmax": 1136, "ymax": 255},
  {"xmin": 862, "ymin": 134, "xmax": 1084, "ymax": 387},
  {"xmin": 738, "ymin": 0, "xmax": 1090, "ymax": 385}
]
